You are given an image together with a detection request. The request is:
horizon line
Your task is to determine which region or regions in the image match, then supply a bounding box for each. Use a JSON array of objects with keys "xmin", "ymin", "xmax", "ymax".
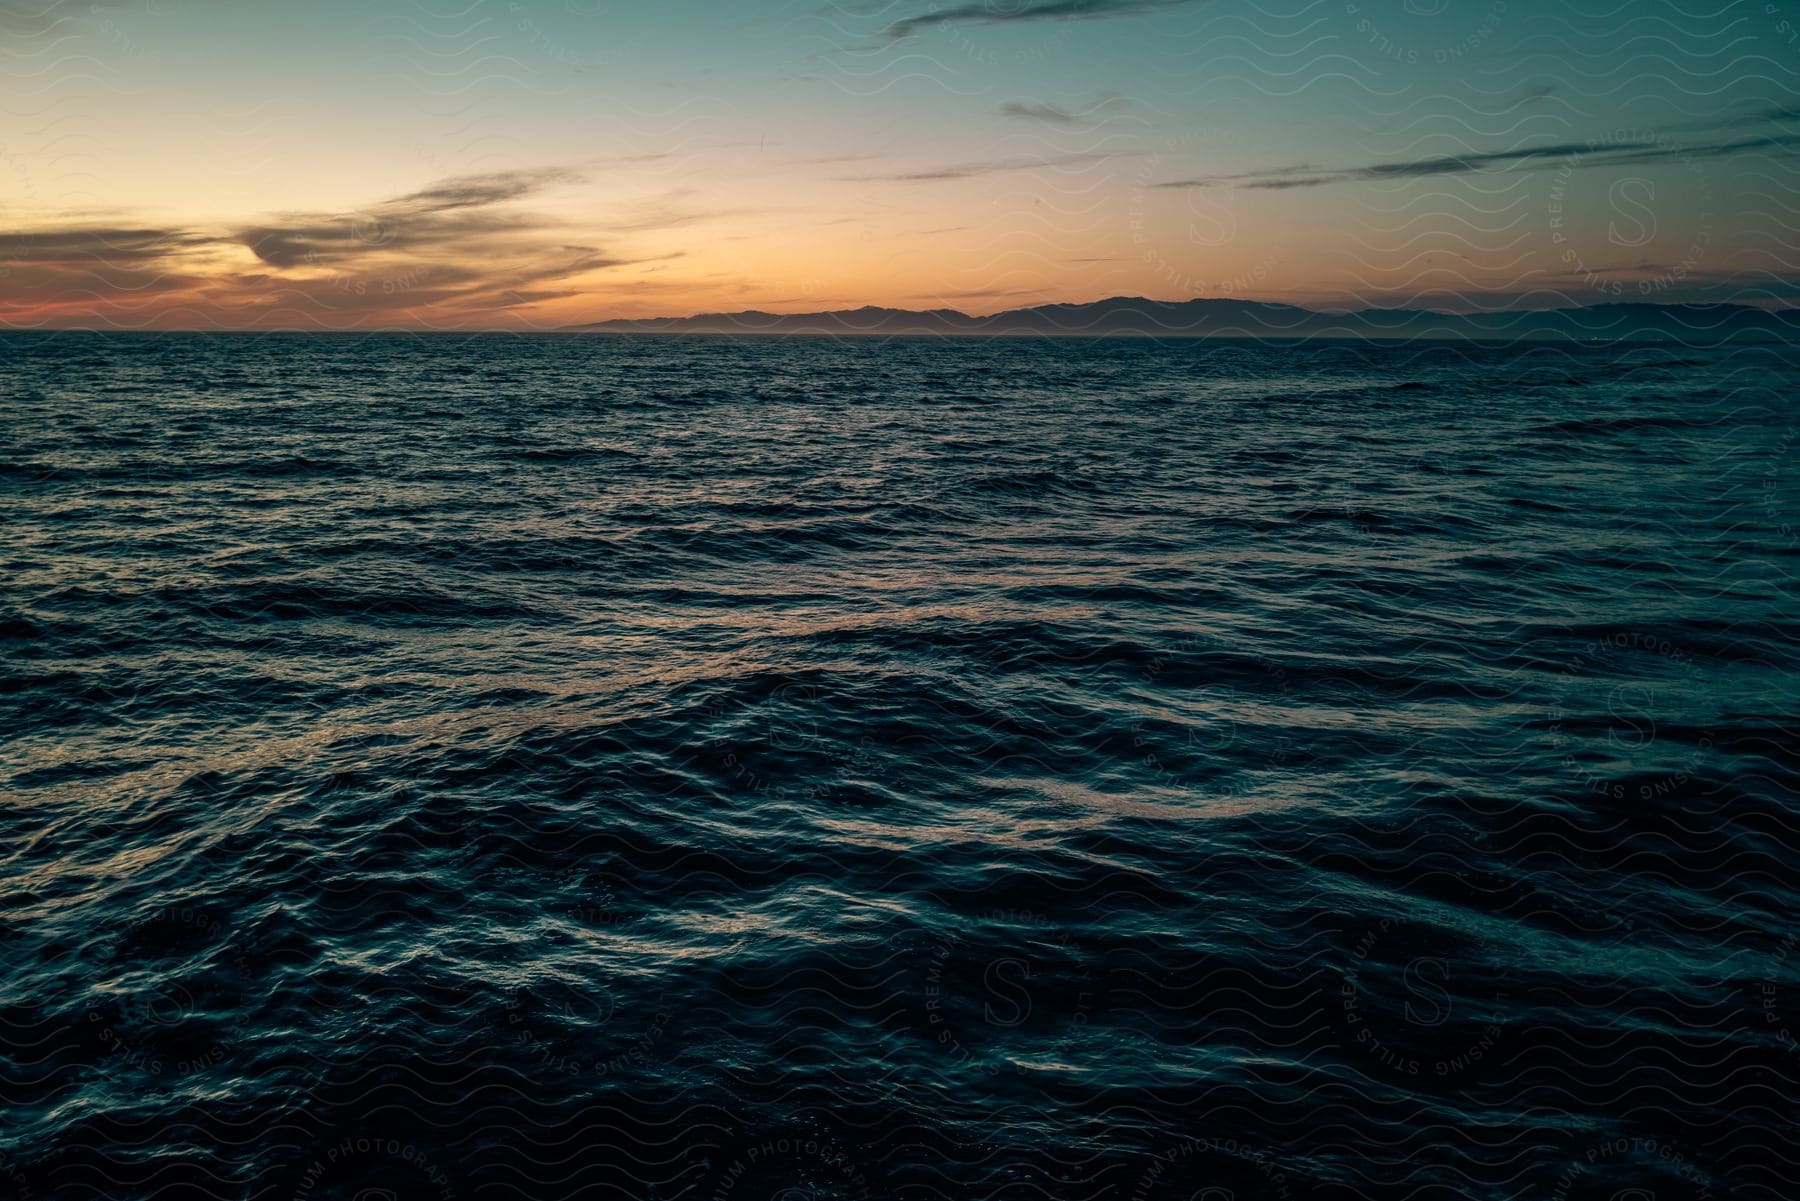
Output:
[{"xmin": 5, "ymin": 293, "xmax": 1795, "ymax": 337}]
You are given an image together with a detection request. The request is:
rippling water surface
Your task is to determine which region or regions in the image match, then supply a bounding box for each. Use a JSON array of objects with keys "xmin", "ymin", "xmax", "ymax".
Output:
[{"xmin": 2, "ymin": 332, "xmax": 1797, "ymax": 1200}]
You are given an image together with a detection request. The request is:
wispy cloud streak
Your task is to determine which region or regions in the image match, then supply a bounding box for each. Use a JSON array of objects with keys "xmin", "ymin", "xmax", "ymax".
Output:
[
  {"xmin": 844, "ymin": 151, "xmax": 1122, "ymax": 182},
  {"xmin": 881, "ymin": 0, "xmax": 1200, "ymax": 40},
  {"xmin": 1161, "ymin": 127, "xmax": 1800, "ymax": 191}
]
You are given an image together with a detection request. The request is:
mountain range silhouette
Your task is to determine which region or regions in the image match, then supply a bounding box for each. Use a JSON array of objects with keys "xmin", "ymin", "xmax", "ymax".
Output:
[{"xmin": 570, "ymin": 296, "xmax": 1799, "ymax": 340}]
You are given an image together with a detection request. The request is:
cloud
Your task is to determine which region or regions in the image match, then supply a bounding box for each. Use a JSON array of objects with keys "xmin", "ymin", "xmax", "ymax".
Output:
[
  {"xmin": 599, "ymin": 194, "xmax": 736, "ymax": 235},
  {"xmin": 1602, "ymin": 131, "xmax": 1800, "ymax": 166},
  {"xmin": 999, "ymin": 92, "xmax": 1132, "ymax": 127},
  {"xmin": 1668, "ymin": 102, "xmax": 1800, "ymax": 134},
  {"xmin": 1237, "ymin": 176, "xmax": 1335, "ymax": 190},
  {"xmin": 0, "ymin": 227, "xmax": 217, "ymax": 262},
  {"xmin": 1000, "ymin": 101, "xmax": 1087, "ymax": 126},
  {"xmin": 882, "ymin": 0, "xmax": 1200, "ymax": 40},
  {"xmin": 235, "ymin": 167, "xmax": 577, "ymax": 269},
  {"xmin": 1165, "ymin": 130, "xmax": 1800, "ymax": 191},
  {"xmin": 385, "ymin": 167, "xmax": 579, "ymax": 215},
  {"xmin": 845, "ymin": 151, "xmax": 1120, "ymax": 182},
  {"xmin": 0, "ymin": 224, "xmax": 218, "ymax": 322},
  {"xmin": 1, "ymin": 166, "xmax": 665, "ymax": 327},
  {"xmin": 236, "ymin": 211, "xmax": 526, "ymax": 270},
  {"xmin": 0, "ymin": 261, "xmax": 205, "ymax": 302}
]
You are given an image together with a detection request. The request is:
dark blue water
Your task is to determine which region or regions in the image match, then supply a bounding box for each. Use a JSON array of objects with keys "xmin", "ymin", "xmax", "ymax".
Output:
[{"xmin": 2, "ymin": 333, "xmax": 1796, "ymax": 1201}]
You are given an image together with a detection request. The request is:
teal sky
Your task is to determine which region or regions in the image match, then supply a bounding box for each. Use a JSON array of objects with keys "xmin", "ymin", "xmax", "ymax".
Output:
[{"xmin": 2, "ymin": 0, "xmax": 1796, "ymax": 326}]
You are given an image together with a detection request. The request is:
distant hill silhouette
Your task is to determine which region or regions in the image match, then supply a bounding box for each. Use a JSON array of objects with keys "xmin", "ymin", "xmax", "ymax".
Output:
[{"xmin": 569, "ymin": 297, "xmax": 1799, "ymax": 341}]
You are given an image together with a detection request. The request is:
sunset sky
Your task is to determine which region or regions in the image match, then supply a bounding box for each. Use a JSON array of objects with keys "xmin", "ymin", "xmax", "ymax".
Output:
[{"xmin": 2, "ymin": 0, "xmax": 1796, "ymax": 328}]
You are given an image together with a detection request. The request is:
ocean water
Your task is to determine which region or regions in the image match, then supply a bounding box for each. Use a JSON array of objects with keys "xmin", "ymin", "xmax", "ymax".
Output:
[{"xmin": 1, "ymin": 332, "xmax": 1796, "ymax": 1201}]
